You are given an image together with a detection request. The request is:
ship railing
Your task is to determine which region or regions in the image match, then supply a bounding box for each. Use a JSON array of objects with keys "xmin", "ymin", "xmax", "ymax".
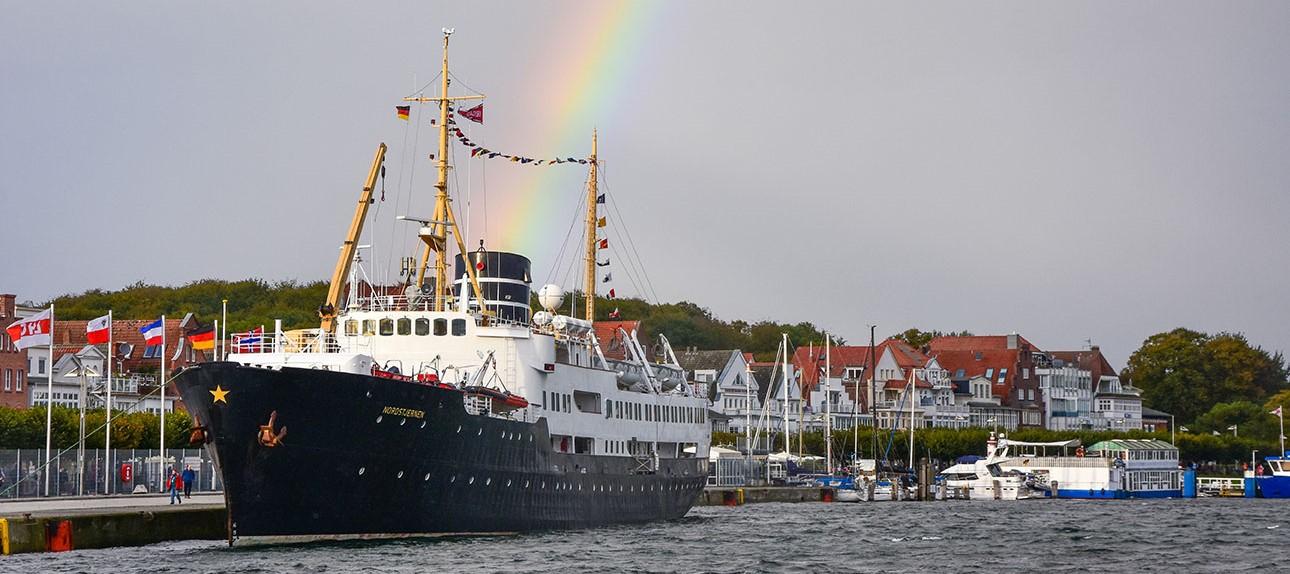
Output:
[
  {"xmin": 1196, "ymin": 477, "xmax": 1244, "ymax": 496},
  {"xmin": 230, "ymin": 329, "xmax": 360, "ymax": 355},
  {"xmin": 1011, "ymin": 455, "xmax": 1110, "ymax": 468}
]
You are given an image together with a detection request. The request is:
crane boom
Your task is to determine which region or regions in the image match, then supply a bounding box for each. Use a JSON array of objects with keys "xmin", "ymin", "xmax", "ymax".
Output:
[{"xmin": 319, "ymin": 142, "xmax": 387, "ymax": 333}]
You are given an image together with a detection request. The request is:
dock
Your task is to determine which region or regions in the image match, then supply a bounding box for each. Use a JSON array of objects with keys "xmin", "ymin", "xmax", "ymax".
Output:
[{"xmin": 0, "ymin": 494, "xmax": 226, "ymax": 555}]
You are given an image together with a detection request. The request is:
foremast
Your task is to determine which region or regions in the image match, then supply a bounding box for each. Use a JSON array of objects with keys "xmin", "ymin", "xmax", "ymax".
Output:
[
  {"xmin": 403, "ymin": 29, "xmax": 490, "ymax": 316},
  {"xmin": 583, "ymin": 130, "xmax": 599, "ymax": 320}
]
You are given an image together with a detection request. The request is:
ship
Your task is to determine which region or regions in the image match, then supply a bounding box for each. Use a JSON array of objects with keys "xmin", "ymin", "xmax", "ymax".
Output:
[{"xmin": 174, "ymin": 29, "xmax": 712, "ymax": 546}]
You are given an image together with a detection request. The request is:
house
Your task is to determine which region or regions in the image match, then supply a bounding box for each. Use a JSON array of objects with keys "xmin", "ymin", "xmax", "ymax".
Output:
[
  {"xmin": 1047, "ymin": 346, "xmax": 1141, "ymax": 431},
  {"xmin": 791, "ymin": 343, "xmax": 870, "ymax": 432},
  {"xmin": 676, "ymin": 349, "xmax": 760, "ymax": 435},
  {"xmin": 0, "ymin": 294, "xmax": 32, "ymax": 409},
  {"xmin": 927, "ymin": 334, "xmax": 1045, "ymax": 429}
]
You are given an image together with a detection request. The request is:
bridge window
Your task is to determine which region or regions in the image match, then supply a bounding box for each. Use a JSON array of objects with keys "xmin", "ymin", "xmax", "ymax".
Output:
[
  {"xmin": 345, "ymin": 320, "xmax": 359, "ymax": 336},
  {"xmin": 452, "ymin": 319, "xmax": 467, "ymax": 336},
  {"xmin": 415, "ymin": 318, "xmax": 430, "ymax": 336},
  {"xmin": 379, "ymin": 319, "xmax": 395, "ymax": 336},
  {"xmin": 362, "ymin": 320, "xmax": 377, "ymax": 335},
  {"xmin": 397, "ymin": 318, "xmax": 412, "ymax": 336},
  {"xmin": 434, "ymin": 319, "xmax": 447, "ymax": 336}
]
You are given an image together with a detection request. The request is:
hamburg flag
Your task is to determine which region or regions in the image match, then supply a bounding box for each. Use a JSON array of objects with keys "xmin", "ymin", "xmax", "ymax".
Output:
[
  {"xmin": 396, "ymin": 106, "xmax": 410, "ymax": 121},
  {"xmin": 5, "ymin": 308, "xmax": 52, "ymax": 350},
  {"xmin": 87, "ymin": 314, "xmax": 111, "ymax": 344},
  {"xmin": 458, "ymin": 103, "xmax": 484, "ymax": 124},
  {"xmin": 140, "ymin": 319, "xmax": 164, "ymax": 346},
  {"xmin": 189, "ymin": 326, "xmax": 215, "ymax": 351}
]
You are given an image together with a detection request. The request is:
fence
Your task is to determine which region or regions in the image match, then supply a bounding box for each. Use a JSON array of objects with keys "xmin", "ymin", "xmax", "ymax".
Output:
[{"xmin": 0, "ymin": 448, "xmax": 221, "ymax": 499}]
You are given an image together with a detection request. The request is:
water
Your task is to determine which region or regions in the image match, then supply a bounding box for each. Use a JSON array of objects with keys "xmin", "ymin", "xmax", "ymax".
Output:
[{"xmin": 8, "ymin": 498, "xmax": 1285, "ymax": 573}]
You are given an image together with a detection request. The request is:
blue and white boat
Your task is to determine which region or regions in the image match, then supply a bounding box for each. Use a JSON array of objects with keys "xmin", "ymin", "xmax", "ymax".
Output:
[
  {"xmin": 1249, "ymin": 456, "xmax": 1290, "ymax": 498},
  {"xmin": 995, "ymin": 435, "xmax": 1183, "ymax": 499}
]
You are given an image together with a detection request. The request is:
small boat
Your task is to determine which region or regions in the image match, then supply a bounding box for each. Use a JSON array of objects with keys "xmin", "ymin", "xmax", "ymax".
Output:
[
  {"xmin": 936, "ymin": 452, "xmax": 1031, "ymax": 500},
  {"xmin": 462, "ymin": 385, "xmax": 530, "ymax": 411}
]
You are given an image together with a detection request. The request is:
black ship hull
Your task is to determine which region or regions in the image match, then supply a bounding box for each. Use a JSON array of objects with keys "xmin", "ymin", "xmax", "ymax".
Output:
[{"xmin": 175, "ymin": 362, "xmax": 707, "ymax": 544}]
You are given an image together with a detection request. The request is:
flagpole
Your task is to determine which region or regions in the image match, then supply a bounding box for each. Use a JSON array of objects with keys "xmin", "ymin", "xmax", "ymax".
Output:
[
  {"xmin": 44, "ymin": 303, "xmax": 54, "ymax": 497},
  {"xmin": 160, "ymin": 314, "xmax": 166, "ymax": 480},
  {"xmin": 221, "ymin": 299, "xmax": 228, "ymax": 361},
  {"xmin": 1280, "ymin": 407, "xmax": 1285, "ymax": 460},
  {"xmin": 105, "ymin": 309, "xmax": 112, "ymax": 495}
]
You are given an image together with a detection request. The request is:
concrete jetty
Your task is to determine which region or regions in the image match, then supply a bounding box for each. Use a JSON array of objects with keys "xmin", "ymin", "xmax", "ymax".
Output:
[{"xmin": 0, "ymin": 494, "xmax": 226, "ymax": 554}]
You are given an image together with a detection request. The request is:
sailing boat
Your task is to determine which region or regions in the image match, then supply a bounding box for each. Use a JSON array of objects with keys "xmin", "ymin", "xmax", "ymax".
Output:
[{"xmin": 174, "ymin": 30, "xmax": 712, "ymax": 546}]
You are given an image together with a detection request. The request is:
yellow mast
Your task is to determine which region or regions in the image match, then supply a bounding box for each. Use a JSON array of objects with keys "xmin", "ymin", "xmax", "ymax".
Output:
[
  {"xmin": 402, "ymin": 29, "xmax": 490, "ymax": 316},
  {"xmin": 584, "ymin": 130, "xmax": 598, "ymax": 320},
  {"xmin": 320, "ymin": 143, "xmax": 387, "ymax": 333}
]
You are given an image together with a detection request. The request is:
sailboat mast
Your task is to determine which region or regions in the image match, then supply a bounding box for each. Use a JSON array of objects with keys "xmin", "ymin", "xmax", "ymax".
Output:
[
  {"xmin": 403, "ymin": 29, "xmax": 489, "ymax": 316},
  {"xmin": 781, "ymin": 334, "xmax": 789, "ymax": 457},
  {"xmin": 584, "ymin": 130, "xmax": 599, "ymax": 319},
  {"xmin": 825, "ymin": 335, "xmax": 832, "ymax": 475}
]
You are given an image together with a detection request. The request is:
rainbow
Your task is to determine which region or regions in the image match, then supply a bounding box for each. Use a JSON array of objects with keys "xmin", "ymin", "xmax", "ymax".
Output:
[{"xmin": 461, "ymin": 2, "xmax": 662, "ymax": 280}]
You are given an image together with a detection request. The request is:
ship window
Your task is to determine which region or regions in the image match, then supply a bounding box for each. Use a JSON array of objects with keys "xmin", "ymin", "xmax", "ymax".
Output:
[
  {"xmin": 606, "ymin": 399, "xmax": 612, "ymax": 418},
  {"xmin": 415, "ymin": 318, "xmax": 430, "ymax": 336},
  {"xmin": 362, "ymin": 320, "xmax": 377, "ymax": 335},
  {"xmin": 397, "ymin": 318, "xmax": 412, "ymax": 335},
  {"xmin": 452, "ymin": 319, "xmax": 467, "ymax": 336},
  {"xmin": 379, "ymin": 319, "xmax": 395, "ymax": 336},
  {"xmin": 345, "ymin": 320, "xmax": 359, "ymax": 336},
  {"xmin": 434, "ymin": 319, "xmax": 447, "ymax": 336}
]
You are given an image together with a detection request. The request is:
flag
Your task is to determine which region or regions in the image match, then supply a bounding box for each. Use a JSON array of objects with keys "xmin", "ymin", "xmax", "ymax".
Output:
[
  {"xmin": 189, "ymin": 326, "xmax": 215, "ymax": 351},
  {"xmin": 1273, "ymin": 407, "xmax": 1283, "ymax": 416},
  {"xmin": 598, "ymin": 239, "xmax": 608, "ymax": 249},
  {"xmin": 235, "ymin": 327, "xmax": 263, "ymax": 352},
  {"xmin": 608, "ymin": 289, "xmax": 616, "ymax": 299},
  {"xmin": 609, "ymin": 308, "xmax": 620, "ymax": 318},
  {"xmin": 596, "ymin": 193, "xmax": 605, "ymax": 204},
  {"xmin": 140, "ymin": 319, "xmax": 164, "ymax": 346},
  {"xmin": 596, "ymin": 259, "xmax": 610, "ymax": 267},
  {"xmin": 1227, "ymin": 425, "xmax": 1238, "ymax": 430},
  {"xmin": 86, "ymin": 314, "xmax": 112, "ymax": 344},
  {"xmin": 1212, "ymin": 431, "xmax": 1220, "ymax": 436},
  {"xmin": 458, "ymin": 103, "xmax": 483, "ymax": 124},
  {"xmin": 603, "ymin": 273, "xmax": 612, "ymax": 283},
  {"xmin": 5, "ymin": 308, "xmax": 52, "ymax": 350},
  {"xmin": 396, "ymin": 106, "xmax": 410, "ymax": 121},
  {"xmin": 597, "ymin": 217, "xmax": 606, "ymax": 228}
]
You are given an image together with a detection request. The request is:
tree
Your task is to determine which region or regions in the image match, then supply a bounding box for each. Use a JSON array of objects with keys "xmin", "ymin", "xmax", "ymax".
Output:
[
  {"xmin": 892, "ymin": 328, "xmax": 974, "ymax": 350},
  {"xmin": 1125, "ymin": 328, "xmax": 1289, "ymax": 424},
  {"xmin": 1194, "ymin": 401, "xmax": 1279, "ymax": 441}
]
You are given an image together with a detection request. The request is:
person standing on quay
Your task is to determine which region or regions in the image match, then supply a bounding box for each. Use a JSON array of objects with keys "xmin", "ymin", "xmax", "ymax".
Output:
[
  {"xmin": 181, "ymin": 465, "xmax": 195, "ymax": 499},
  {"xmin": 167, "ymin": 468, "xmax": 182, "ymax": 504}
]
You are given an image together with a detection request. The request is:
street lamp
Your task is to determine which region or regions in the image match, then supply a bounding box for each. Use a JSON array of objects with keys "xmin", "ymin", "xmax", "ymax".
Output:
[
  {"xmin": 1170, "ymin": 414, "xmax": 1175, "ymax": 445},
  {"xmin": 1179, "ymin": 426, "xmax": 1189, "ymax": 433},
  {"xmin": 987, "ymin": 416, "xmax": 998, "ymax": 434},
  {"xmin": 66, "ymin": 355, "xmax": 100, "ymax": 497},
  {"xmin": 1229, "ymin": 424, "xmax": 1238, "ymax": 437}
]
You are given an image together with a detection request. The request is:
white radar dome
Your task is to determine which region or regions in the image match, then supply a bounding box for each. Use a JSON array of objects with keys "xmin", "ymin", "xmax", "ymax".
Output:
[{"xmin": 537, "ymin": 284, "xmax": 565, "ymax": 312}]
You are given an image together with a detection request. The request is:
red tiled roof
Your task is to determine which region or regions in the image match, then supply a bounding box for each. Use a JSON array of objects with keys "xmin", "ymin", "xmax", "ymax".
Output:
[
  {"xmin": 927, "ymin": 335, "xmax": 1040, "ymax": 353},
  {"xmin": 593, "ymin": 320, "xmax": 643, "ymax": 361}
]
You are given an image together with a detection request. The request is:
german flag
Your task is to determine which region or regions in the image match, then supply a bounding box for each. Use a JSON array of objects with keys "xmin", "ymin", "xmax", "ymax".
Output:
[
  {"xmin": 396, "ymin": 105, "xmax": 410, "ymax": 121},
  {"xmin": 189, "ymin": 326, "xmax": 216, "ymax": 351}
]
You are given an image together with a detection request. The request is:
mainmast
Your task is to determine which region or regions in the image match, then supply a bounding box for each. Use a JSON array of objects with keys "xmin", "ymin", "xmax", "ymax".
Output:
[
  {"xmin": 583, "ymin": 130, "xmax": 599, "ymax": 320},
  {"xmin": 403, "ymin": 28, "xmax": 489, "ymax": 315}
]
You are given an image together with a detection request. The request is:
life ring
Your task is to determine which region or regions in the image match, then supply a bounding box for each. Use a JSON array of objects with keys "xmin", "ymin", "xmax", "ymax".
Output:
[{"xmin": 1075, "ymin": 446, "xmax": 1085, "ymax": 457}]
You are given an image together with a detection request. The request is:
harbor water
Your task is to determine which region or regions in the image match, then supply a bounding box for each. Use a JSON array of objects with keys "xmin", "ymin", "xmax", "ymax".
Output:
[{"xmin": 7, "ymin": 497, "xmax": 1284, "ymax": 573}]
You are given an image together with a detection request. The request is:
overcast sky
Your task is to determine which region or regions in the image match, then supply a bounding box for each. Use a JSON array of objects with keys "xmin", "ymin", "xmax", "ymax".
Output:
[{"xmin": 4, "ymin": 1, "xmax": 1288, "ymax": 368}]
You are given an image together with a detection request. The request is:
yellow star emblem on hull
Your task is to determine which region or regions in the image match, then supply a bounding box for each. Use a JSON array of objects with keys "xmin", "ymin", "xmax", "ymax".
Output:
[{"xmin": 211, "ymin": 385, "xmax": 230, "ymax": 404}]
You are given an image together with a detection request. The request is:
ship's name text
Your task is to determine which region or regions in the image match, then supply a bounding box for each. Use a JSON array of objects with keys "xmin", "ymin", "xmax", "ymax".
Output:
[{"xmin": 382, "ymin": 406, "xmax": 426, "ymax": 419}]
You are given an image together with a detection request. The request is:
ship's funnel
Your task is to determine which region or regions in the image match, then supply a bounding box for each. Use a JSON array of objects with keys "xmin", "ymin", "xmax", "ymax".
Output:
[{"xmin": 454, "ymin": 250, "xmax": 532, "ymax": 323}]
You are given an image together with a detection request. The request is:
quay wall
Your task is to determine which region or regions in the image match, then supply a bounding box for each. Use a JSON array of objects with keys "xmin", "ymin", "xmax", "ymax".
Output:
[
  {"xmin": 1, "ymin": 508, "xmax": 225, "ymax": 554},
  {"xmin": 698, "ymin": 486, "xmax": 832, "ymax": 506}
]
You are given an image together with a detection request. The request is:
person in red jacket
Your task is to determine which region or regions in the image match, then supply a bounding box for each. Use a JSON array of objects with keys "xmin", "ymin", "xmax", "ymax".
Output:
[{"xmin": 167, "ymin": 468, "xmax": 182, "ymax": 504}]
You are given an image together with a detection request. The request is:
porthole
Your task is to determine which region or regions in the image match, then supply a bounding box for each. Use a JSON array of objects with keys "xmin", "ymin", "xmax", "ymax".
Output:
[
  {"xmin": 376, "ymin": 415, "xmax": 383, "ymax": 423},
  {"xmin": 424, "ymin": 473, "xmax": 431, "ymax": 481},
  {"xmin": 477, "ymin": 428, "xmax": 482, "ymax": 436},
  {"xmin": 397, "ymin": 471, "xmax": 404, "ymax": 479},
  {"xmin": 506, "ymin": 479, "xmax": 513, "ymax": 487},
  {"xmin": 501, "ymin": 431, "xmax": 506, "ymax": 438},
  {"xmin": 358, "ymin": 467, "xmax": 366, "ymax": 475},
  {"xmin": 449, "ymin": 475, "xmax": 456, "ymax": 483},
  {"xmin": 366, "ymin": 391, "xmax": 372, "ymax": 398},
  {"xmin": 525, "ymin": 480, "xmax": 531, "ymax": 488},
  {"xmin": 485, "ymin": 478, "xmax": 492, "ymax": 485},
  {"xmin": 468, "ymin": 477, "xmax": 475, "ymax": 484},
  {"xmin": 400, "ymin": 418, "xmax": 406, "ymax": 426},
  {"xmin": 456, "ymin": 425, "xmax": 462, "ymax": 434},
  {"xmin": 420, "ymin": 421, "xmax": 427, "ymax": 429}
]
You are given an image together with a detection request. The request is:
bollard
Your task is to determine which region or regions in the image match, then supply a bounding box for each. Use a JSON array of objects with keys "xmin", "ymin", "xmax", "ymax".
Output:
[
  {"xmin": 1051, "ymin": 480, "xmax": 1059, "ymax": 499},
  {"xmin": 993, "ymin": 479, "xmax": 1002, "ymax": 500},
  {"xmin": 821, "ymin": 488, "xmax": 834, "ymax": 503}
]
